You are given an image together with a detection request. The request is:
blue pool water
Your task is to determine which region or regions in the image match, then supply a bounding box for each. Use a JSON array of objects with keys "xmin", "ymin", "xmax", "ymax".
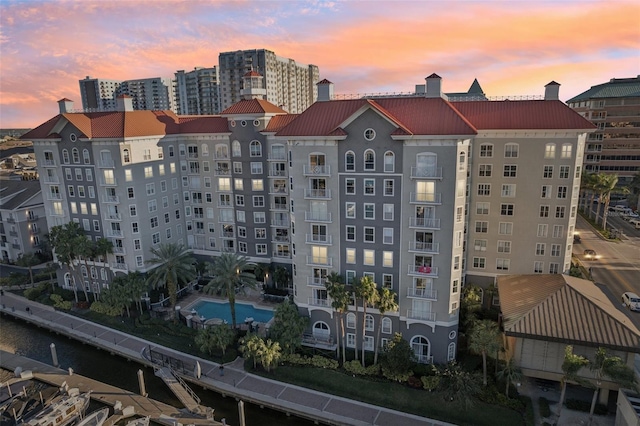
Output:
[{"xmin": 191, "ymin": 300, "xmax": 274, "ymax": 324}]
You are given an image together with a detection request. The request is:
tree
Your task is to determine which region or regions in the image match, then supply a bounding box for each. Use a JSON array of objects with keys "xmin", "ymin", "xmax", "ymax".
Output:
[
  {"xmin": 239, "ymin": 333, "xmax": 263, "ymax": 369},
  {"xmin": 100, "ymin": 281, "xmax": 130, "ymax": 317},
  {"xmin": 380, "ymin": 333, "xmax": 415, "ymax": 382},
  {"xmin": 48, "ymin": 222, "xmax": 86, "ymax": 302},
  {"xmin": 120, "ymin": 272, "xmax": 147, "ymax": 314},
  {"xmin": 93, "ymin": 238, "xmax": 113, "ymax": 299},
  {"xmin": 273, "ymin": 266, "xmax": 290, "ymax": 290},
  {"xmin": 204, "ymin": 253, "xmax": 257, "ymax": 329},
  {"xmin": 597, "ymin": 174, "xmax": 629, "ymax": 231},
  {"xmin": 496, "ymin": 356, "xmax": 523, "ymax": 397},
  {"xmin": 438, "ymin": 361, "xmax": 481, "ymax": 408},
  {"xmin": 75, "ymin": 235, "xmax": 95, "ymax": 301},
  {"xmin": 557, "ymin": 345, "xmax": 590, "ymax": 419},
  {"xmin": 468, "ymin": 320, "xmax": 501, "ymax": 386},
  {"xmin": 460, "ymin": 284, "xmax": 482, "ymax": 331},
  {"xmin": 269, "ymin": 300, "xmax": 308, "ymax": 354},
  {"xmin": 195, "ymin": 324, "xmax": 235, "ymax": 356},
  {"xmin": 587, "ymin": 347, "xmax": 638, "ymax": 424},
  {"xmin": 325, "ymin": 272, "xmax": 348, "ymax": 363},
  {"xmin": 146, "ymin": 243, "xmax": 195, "ymax": 321},
  {"xmin": 355, "ymin": 275, "xmax": 379, "ymax": 367},
  {"xmin": 239, "ymin": 333, "xmax": 282, "ymax": 372},
  {"xmin": 373, "ymin": 287, "xmax": 398, "ymax": 365},
  {"xmin": 259, "ymin": 339, "xmax": 282, "ymax": 372},
  {"xmin": 16, "ymin": 253, "xmax": 39, "ymax": 288},
  {"xmin": 582, "ymin": 172, "xmax": 599, "ymax": 219}
]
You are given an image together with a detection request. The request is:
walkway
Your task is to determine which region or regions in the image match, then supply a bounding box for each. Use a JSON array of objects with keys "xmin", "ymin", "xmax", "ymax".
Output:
[
  {"xmin": 0, "ymin": 291, "xmax": 453, "ymax": 426},
  {"xmin": 154, "ymin": 367, "xmax": 201, "ymax": 414}
]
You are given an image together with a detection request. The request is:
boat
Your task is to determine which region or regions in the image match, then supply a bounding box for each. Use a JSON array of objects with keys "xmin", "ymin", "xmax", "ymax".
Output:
[
  {"xmin": 75, "ymin": 408, "xmax": 109, "ymax": 426},
  {"xmin": 124, "ymin": 417, "xmax": 149, "ymax": 426},
  {"xmin": 19, "ymin": 388, "xmax": 90, "ymax": 426}
]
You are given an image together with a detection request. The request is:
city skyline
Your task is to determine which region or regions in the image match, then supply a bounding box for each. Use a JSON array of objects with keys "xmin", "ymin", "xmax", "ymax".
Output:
[{"xmin": 1, "ymin": 0, "xmax": 638, "ymax": 128}]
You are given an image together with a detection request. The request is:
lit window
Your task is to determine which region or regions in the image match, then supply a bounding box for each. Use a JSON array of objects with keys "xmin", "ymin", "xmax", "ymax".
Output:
[
  {"xmin": 363, "ymin": 249, "xmax": 375, "ymax": 265},
  {"xmin": 383, "ymin": 251, "xmax": 393, "ymax": 267}
]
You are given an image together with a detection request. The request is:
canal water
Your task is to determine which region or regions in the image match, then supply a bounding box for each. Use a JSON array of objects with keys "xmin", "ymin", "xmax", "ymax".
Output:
[{"xmin": 0, "ymin": 316, "xmax": 315, "ymax": 426}]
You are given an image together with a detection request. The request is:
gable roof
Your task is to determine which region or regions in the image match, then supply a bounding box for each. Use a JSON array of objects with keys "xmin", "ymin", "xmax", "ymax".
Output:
[
  {"xmin": 567, "ymin": 76, "xmax": 640, "ymax": 103},
  {"xmin": 262, "ymin": 114, "xmax": 299, "ymax": 133},
  {"xmin": 498, "ymin": 274, "xmax": 640, "ymax": 352},
  {"xmin": 220, "ymin": 99, "xmax": 288, "ymax": 115},
  {"xmin": 0, "ymin": 179, "xmax": 42, "ymax": 210}
]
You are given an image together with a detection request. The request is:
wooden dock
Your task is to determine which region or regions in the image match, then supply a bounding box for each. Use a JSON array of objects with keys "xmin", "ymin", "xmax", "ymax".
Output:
[{"xmin": 0, "ymin": 351, "xmax": 220, "ymax": 426}]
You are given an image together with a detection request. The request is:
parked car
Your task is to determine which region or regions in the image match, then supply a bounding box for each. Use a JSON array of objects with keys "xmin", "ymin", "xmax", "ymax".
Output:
[
  {"xmin": 629, "ymin": 219, "xmax": 640, "ymax": 229},
  {"xmin": 583, "ymin": 249, "xmax": 599, "ymax": 260},
  {"xmin": 623, "ymin": 212, "xmax": 640, "ymax": 221},
  {"xmin": 622, "ymin": 292, "xmax": 640, "ymax": 311},
  {"xmin": 573, "ymin": 233, "xmax": 581, "ymax": 243}
]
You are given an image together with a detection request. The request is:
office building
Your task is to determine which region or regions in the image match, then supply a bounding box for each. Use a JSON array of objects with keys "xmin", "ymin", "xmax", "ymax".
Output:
[
  {"xmin": 175, "ymin": 67, "xmax": 221, "ymax": 115},
  {"xmin": 79, "ymin": 76, "xmax": 177, "ymax": 112}
]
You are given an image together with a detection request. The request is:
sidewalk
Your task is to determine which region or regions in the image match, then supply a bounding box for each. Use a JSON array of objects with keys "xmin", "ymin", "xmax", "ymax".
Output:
[{"xmin": 0, "ymin": 291, "xmax": 453, "ymax": 426}]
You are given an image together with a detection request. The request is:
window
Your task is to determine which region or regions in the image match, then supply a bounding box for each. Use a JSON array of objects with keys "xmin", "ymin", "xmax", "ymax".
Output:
[
  {"xmin": 473, "ymin": 257, "xmax": 486, "ymax": 268},
  {"xmin": 236, "ymin": 210, "xmax": 246, "ymax": 222},
  {"xmin": 382, "ymin": 274, "xmax": 392, "ymax": 289},
  {"xmin": 345, "ymin": 151, "xmax": 355, "ymax": 171},
  {"xmin": 503, "ymin": 165, "xmax": 517, "ymax": 177},
  {"xmin": 552, "ymin": 225, "xmax": 564, "ymax": 238},
  {"xmin": 541, "ymin": 185, "xmax": 552, "ymax": 198},
  {"xmin": 235, "ymin": 178, "xmax": 244, "ymax": 190},
  {"xmin": 68, "ymin": 185, "xmax": 75, "ymax": 197},
  {"xmin": 256, "ymin": 244, "xmax": 267, "ymax": 254},
  {"xmin": 250, "ymin": 140, "xmax": 262, "ymax": 157},
  {"xmin": 83, "ymin": 149, "xmax": 90, "ymax": 164},
  {"xmin": 557, "ymin": 186, "xmax": 567, "ymax": 199},
  {"xmin": 384, "ymin": 151, "xmax": 394, "ymax": 172},
  {"xmin": 556, "ymin": 206, "xmax": 565, "ymax": 218},
  {"xmin": 146, "ymin": 183, "xmax": 155, "ymax": 196},
  {"xmin": 346, "ymin": 248, "xmax": 356, "ymax": 264},
  {"xmin": 458, "ymin": 151, "xmax": 466, "ymax": 171},
  {"xmin": 88, "ymin": 187, "xmax": 95, "ymax": 198},
  {"xmin": 218, "ymin": 178, "xmax": 231, "ymax": 191},
  {"xmin": 364, "ymin": 203, "xmax": 375, "ymax": 219},
  {"xmin": 474, "ymin": 239, "xmax": 487, "ymax": 251},
  {"xmin": 345, "ymin": 178, "xmax": 355, "ymax": 194},
  {"xmin": 232, "ymin": 140, "xmax": 241, "ymax": 157},
  {"xmin": 549, "ymin": 263, "xmax": 560, "ymax": 274},
  {"xmin": 383, "ymin": 228, "xmax": 393, "ymax": 244},
  {"xmin": 504, "ymin": 143, "xmax": 518, "ymax": 158},
  {"xmin": 501, "ymin": 204, "xmax": 514, "ymax": 216},
  {"xmin": 253, "ymin": 212, "xmax": 266, "ymax": 223},
  {"xmin": 476, "ymin": 202, "xmax": 489, "ymax": 215},
  {"xmin": 364, "ymin": 227, "xmax": 375, "ymax": 242},
  {"xmin": 235, "ymin": 195, "xmax": 245, "ymax": 206},
  {"xmin": 148, "ymin": 200, "xmax": 157, "ymax": 213},
  {"xmin": 453, "ymin": 256, "xmax": 460, "ymax": 270},
  {"xmin": 456, "ymin": 207, "xmax": 463, "ymax": 222},
  {"xmin": 364, "ymin": 128, "xmax": 376, "ymax": 141},
  {"xmin": 545, "ymin": 143, "xmax": 556, "ymax": 159},
  {"xmin": 364, "ymin": 179, "xmax": 375, "ymax": 195},
  {"xmin": 561, "ymin": 144, "xmax": 572, "ymax": 158},
  {"xmin": 76, "ymin": 168, "xmax": 83, "ymax": 181},
  {"xmin": 499, "ymin": 222, "xmax": 513, "ymax": 235},
  {"xmin": 346, "ymin": 202, "xmax": 356, "ymax": 219},
  {"xmin": 497, "ymin": 240, "xmax": 511, "ymax": 253},
  {"xmin": 347, "ymin": 313, "xmax": 356, "ymax": 329},
  {"xmin": 144, "ymin": 166, "xmax": 153, "ymax": 178},
  {"xmin": 475, "ymin": 221, "xmax": 488, "ymax": 233},
  {"xmin": 537, "ymin": 224, "xmax": 548, "ymax": 237},
  {"xmin": 479, "ymin": 144, "xmax": 493, "ymax": 157},
  {"xmin": 551, "ymin": 244, "xmax": 561, "ymax": 257},
  {"xmin": 253, "ymin": 196, "xmax": 264, "ymax": 207},
  {"xmin": 127, "ymin": 188, "xmax": 135, "ymax": 199},
  {"xmin": 152, "ymin": 233, "xmax": 160, "ymax": 245},
  {"xmin": 536, "ymin": 243, "xmax": 546, "ymax": 256},
  {"xmin": 383, "ymin": 204, "xmax": 394, "ymax": 220},
  {"xmin": 384, "ymin": 179, "xmax": 394, "ymax": 196},
  {"xmin": 346, "ymin": 225, "xmax": 355, "ymax": 241},
  {"xmin": 477, "ymin": 184, "xmax": 491, "ymax": 196},
  {"xmin": 72, "ymin": 148, "xmax": 80, "ymax": 163},
  {"xmin": 132, "ymin": 222, "xmax": 139, "ymax": 233},
  {"xmin": 501, "ymin": 184, "xmax": 515, "ymax": 197},
  {"xmin": 255, "ymin": 228, "xmax": 266, "ymax": 239},
  {"xmin": 496, "ymin": 259, "xmax": 510, "ymax": 271},
  {"xmin": 478, "ymin": 164, "xmax": 492, "ymax": 177},
  {"xmin": 150, "ymin": 216, "xmax": 159, "ymax": 228},
  {"xmin": 534, "ymin": 261, "xmax": 544, "ymax": 273},
  {"xmin": 363, "ymin": 249, "xmax": 375, "ymax": 265},
  {"xmin": 62, "ymin": 150, "xmax": 69, "ymax": 164},
  {"xmin": 251, "ymin": 162, "xmax": 262, "ymax": 174},
  {"xmin": 381, "ymin": 317, "xmax": 392, "ymax": 334},
  {"xmin": 364, "ymin": 150, "xmax": 375, "ymax": 170}
]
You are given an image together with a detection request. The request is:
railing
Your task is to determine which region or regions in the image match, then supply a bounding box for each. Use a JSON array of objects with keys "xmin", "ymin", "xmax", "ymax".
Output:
[
  {"xmin": 214, "ymin": 153, "xmax": 229, "ymax": 159},
  {"xmin": 306, "ymin": 256, "xmax": 332, "ymax": 267},
  {"xmin": 302, "ymin": 332, "xmax": 334, "ymax": 347},
  {"xmin": 99, "ymin": 178, "xmax": 118, "ymax": 186},
  {"xmin": 304, "ymin": 189, "xmax": 331, "ymax": 199},
  {"xmin": 47, "ymin": 193, "xmax": 63, "ymax": 200},
  {"xmin": 407, "ymin": 288, "xmax": 438, "ymax": 300},
  {"xmin": 12, "ymin": 243, "xmax": 20, "ymax": 249},
  {"xmin": 112, "ymin": 246, "xmax": 126, "ymax": 254},
  {"xmin": 102, "ymin": 195, "xmax": 120, "ymax": 203},
  {"xmin": 214, "ymin": 168, "xmax": 231, "ymax": 176},
  {"xmin": 217, "ymin": 201, "xmax": 232, "ymax": 207},
  {"xmin": 43, "ymin": 176, "xmax": 59, "ymax": 183},
  {"xmin": 104, "ymin": 213, "xmax": 121, "ymax": 221},
  {"xmin": 170, "ymin": 367, "xmax": 201, "ymax": 406},
  {"xmin": 194, "ymin": 229, "xmax": 205, "ymax": 234},
  {"xmin": 27, "ymin": 215, "xmax": 38, "ymax": 221},
  {"xmin": 42, "ymin": 159, "xmax": 56, "ymax": 167},
  {"xmin": 408, "ymin": 217, "xmax": 440, "ymax": 229},
  {"xmin": 268, "ymin": 154, "xmax": 287, "ymax": 161},
  {"xmin": 415, "ymin": 354, "xmax": 434, "ymax": 364},
  {"xmin": 307, "ymin": 298, "xmax": 330, "ymax": 307},
  {"xmin": 99, "ymin": 159, "xmax": 115, "ymax": 168},
  {"xmin": 29, "ymin": 228, "xmax": 40, "ymax": 235},
  {"xmin": 271, "ymin": 219, "xmax": 289, "ymax": 227},
  {"xmin": 270, "ymin": 203, "xmax": 288, "ymax": 211},
  {"xmin": 408, "ymin": 265, "xmax": 439, "ymax": 276},
  {"xmin": 106, "ymin": 229, "xmax": 123, "ymax": 237},
  {"xmin": 272, "ymin": 235, "xmax": 290, "ymax": 242},
  {"xmin": 188, "ymin": 153, "xmax": 198, "ymax": 159},
  {"xmin": 410, "ymin": 192, "xmax": 441, "ymax": 204},
  {"xmin": 269, "ymin": 186, "xmax": 288, "ymax": 195},
  {"xmin": 307, "ymin": 277, "xmax": 326, "ymax": 286},
  {"xmin": 305, "ymin": 234, "xmax": 332, "ymax": 244},
  {"xmin": 410, "ymin": 167, "xmax": 442, "ymax": 179},
  {"xmin": 221, "ymin": 231, "xmax": 234, "ymax": 238},
  {"xmin": 407, "ymin": 310, "xmax": 436, "ymax": 322},
  {"xmin": 9, "ymin": 231, "xmax": 18, "ymax": 237},
  {"xmin": 110, "ymin": 262, "xmax": 128, "ymax": 271},
  {"xmin": 6, "ymin": 217, "xmax": 15, "ymax": 223},
  {"xmin": 303, "ymin": 165, "xmax": 331, "ymax": 176},
  {"xmin": 268, "ymin": 169, "xmax": 287, "ymax": 177},
  {"xmin": 304, "ymin": 211, "xmax": 332, "ymax": 222},
  {"xmin": 409, "ymin": 241, "xmax": 439, "ymax": 253}
]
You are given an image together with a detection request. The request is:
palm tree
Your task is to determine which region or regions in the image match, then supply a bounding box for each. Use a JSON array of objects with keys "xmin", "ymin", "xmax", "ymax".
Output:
[
  {"xmin": 121, "ymin": 271, "xmax": 147, "ymax": 314},
  {"xmin": 146, "ymin": 243, "xmax": 195, "ymax": 321},
  {"xmin": 557, "ymin": 345, "xmax": 590, "ymax": 419},
  {"xmin": 598, "ymin": 174, "xmax": 630, "ymax": 231},
  {"xmin": 93, "ymin": 237, "xmax": 113, "ymax": 300},
  {"xmin": 587, "ymin": 347, "xmax": 637, "ymax": 424},
  {"xmin": 496, "ymin": 357, "xmax": 522, "ymax": 397},
  {"xmin": 355, "ymin": 276, "xmax": 379, "ymax": 367},
  {"xmin": 325, "ymin": 272, "xmax": 348, "ymax": 363},
  {"xmin": 467, "ymin": 319, "xmax": 501, "ymax": 386},
  {"xmin": 75, "ymin": 236, "xmax": 95, "ymax": 301},
  {"xmin": 48, "ymin": 222, "xmax": 86, "ymax": 302},
  {"xmin": 16, "ymin": 253, "xmax": 39, "ymax": 287},
  {"xmin": 582, "ymin": 172, "xmax": 599, "ymax": 219},
  {"xmin": 373, "ymin": 287, "xmax": 398, "ymax": 365},
  {"xmin": 204, "ymin": 253, "xmax": 257, "ymax": 329}
]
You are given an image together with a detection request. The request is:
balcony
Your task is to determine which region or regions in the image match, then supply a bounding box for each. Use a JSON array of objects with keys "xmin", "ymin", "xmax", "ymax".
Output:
[
  {"xmin": 272, "ymin": 235, "xmax": 290, "ymax": 243},
  {"xmin": 99, "ymin": 178, "xmax": 118, "ymax": 186},
  {"xmin": 407, "ymin": 287, "xmax": 438, "ymax": 300},
  {"xmin": 410, "ymin": 192, "xmax": 441, "ymax": 204},
  {"xmin": 47, "ymin": 193, "xmax": 63, "ymax": 201},
  {"xmin": 9, "ymin": 231, "xmax": 18, "ymax": 237},
  {"xmin": 214, "ymin": 152, "xmax": 229, "ymax": 159},
  {"xmin": 270, "ymin": 203, "xmax": 288, "ymax": 211},
  {"xmin": 112, "ymin": 246, "xmax": 126, "ymax": 255},
  {"xmin": 221, "ymin": 231, "xmax": 235, "ymax": 238},
  {"xmin": 6, "ymin": 217, "xmax": 15, "ymax": 224},
  {"xmin": 409, "ymin": 241, "xmax": 439, "ymax": 253},
  {"xmin": 273, "ymin": 251, "xmax": 291, "ymax": 259},
  {"xmin": 188, "ymin": 152, "xmax": 199, "ymax": 159},
  {"xmin": 304, "ymin": 211, "xmax": 332, "ymax": 222},
  {"xmin": 305, "ymin": 234, "xmax": 332, "ymax": 245},
  {"xmin": 218, "ymin": 217, "xmax": 235, "ymax": 224},
  {"xmin": 304, "ymin": 189, "xmax": 331, "ymax": 199},
  {"xmin": 217, "ymin": 201, "xmax": 232, "ymax": 207},
  {"xmin": 104, "ymin": 213, "xmax": 122, "ymax": 221},
  {"xmin": 408, "ymin": 217, "xmax": 440, "ymax": 230},
  {"xmin": 102, "ymin": 195, "xmax": 120, "ymax": 203},
  {"xmin": 268, "ymin": 154, "xmax": 287, "ymax": 161},
  {"xmin": 214, "ymin": 168, "xmax": 231, "ymax": 176},
  {"xmin": 306, "ymin": 256, "xmax": 332, "ymax": 267},
  {"xmin": 415, "ymin": 354, "xmax": 434, "ymax": 364},
  {"xmin": 407, "ymin": 310, "xmax": 436, "ymax": 322},
  {"xmin": 303, "ymin": 165, "xmax": 331, "ymax": 176},
  {"xmin": 269, "ymin": 186, "xmax": 288, "ymax": 195},
  {"xmin": 27, "ymin": 215, "xmax": 39, "ymax": 221},
  {"xmin": 271, "ymin": 219, "xmax": 289, "ymax": 227},
  {"xmin": 29, "ymin": 228, "xmax": 40, "ymax": 235},
  {"xmin": 43, "ymin": 175, "xmax": 59, "ymax": 184},
  {"xmin": 268, "ymin": 169, "xmax": 287, "ymax": 177},
  {"xmin": 307, "ymin": 297, "xmax": 330, "ymax": 308},
  {"xmin": 307, "ymin": 277, "xmax": 326, "ymax": 287},
  {"xmin": 110, "ymin": 262, "xmax": 128, "ymax": 271},
  {"xmin": 99, "ymin": 159, "xmax": 115, "ymax": 168},
  {"xmin": 194, "ymin": 229, "xmax": 206, "ymax": 234},
  {"xmin": 12, "ymin": 243, "xmax": 20, "ymax": 249},
  {"xmin": 42, "ymin": 159, "xmax": 56, "ymax": 167},
  {"xmin": 410, "ymin": 167, "xmax": 442, "ymax": 179},
  {"xmin": 106, "ymin": 229, "xmax": 123, "ymax": 238},
  {"xmin": 408, "ymin": 265, "xmax": 439, "ymax": 277}
]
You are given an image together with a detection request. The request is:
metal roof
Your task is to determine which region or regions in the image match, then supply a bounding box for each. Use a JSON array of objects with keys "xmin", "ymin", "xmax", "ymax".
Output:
[{"xmin": 567, "ymin": 77, "xmax": 640, "ymax": 102}]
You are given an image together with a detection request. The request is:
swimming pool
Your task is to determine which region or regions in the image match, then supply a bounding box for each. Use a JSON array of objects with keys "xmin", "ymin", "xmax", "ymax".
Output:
[{"xmin": 191, "ymin": 300, "xmax": 274, "ymax": 324}]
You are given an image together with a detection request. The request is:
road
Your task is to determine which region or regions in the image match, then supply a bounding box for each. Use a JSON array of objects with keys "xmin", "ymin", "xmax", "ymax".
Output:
[{"xmin": 573, "ymin": 214, "xmax": 640, "ymax": 330}]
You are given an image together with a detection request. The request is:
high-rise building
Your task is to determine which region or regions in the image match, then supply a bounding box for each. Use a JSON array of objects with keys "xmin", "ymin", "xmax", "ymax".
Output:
[
  {"xmin": 26, "ymin": 73, "xmax": 592, "ymax": 364},
  {"xmin": 567, "ymin": 76, "xmax": 640, "ymax": 185},
  {"xmin": 218, "ymin": 49, "xmax": 319, "ymax": 114},
  {"xmin": 79, "ymin": 77, "xmax": 121, "ymax": 111},
  {"xmin": 79, "ymin": 76, "xmax": 176, "ymax": 112},
  {"xmin": 175, "ymin": 67, "xmax": 220, "ymax": 115}
]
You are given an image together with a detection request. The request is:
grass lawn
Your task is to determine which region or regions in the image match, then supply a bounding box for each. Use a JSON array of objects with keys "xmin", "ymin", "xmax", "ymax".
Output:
[{"xmin": 260, "ymin": 365, "xmax": 526, "ymax": 426}]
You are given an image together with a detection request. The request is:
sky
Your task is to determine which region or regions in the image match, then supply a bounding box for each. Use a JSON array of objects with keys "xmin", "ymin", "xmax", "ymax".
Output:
[{"xmin": 1, "ymin": 0, "xmax": 639, "ymax": 129}]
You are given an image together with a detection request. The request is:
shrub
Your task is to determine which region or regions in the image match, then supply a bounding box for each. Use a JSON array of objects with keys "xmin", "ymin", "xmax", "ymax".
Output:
[
  {"xmin": 50, "ymin": 294, "xmax": 72, "ymax": 310},
  {"xmin": 90, "ymin": 301, "xmax": 122, "ymax": 316},
  {"xmin": 407, "ymin": 375, "xmax": 422, "ymax": 389},
  {"xmin": 539, "ymin": 397, "xmax": 551, "ymax": 418},
  {"xmin": 24, "ymin": 286, "xmax": 44, "ymax": 301},
  {"xmin": 309, "ymin": 355, "xmax": 338, "ymax": 370},
  {"xmin": 421, "ymin": 375, "xmax": 440, "ymax": 391},
  {"xmin": 343, "ymin": 360, "xmax": 379, "ymax": 377}
]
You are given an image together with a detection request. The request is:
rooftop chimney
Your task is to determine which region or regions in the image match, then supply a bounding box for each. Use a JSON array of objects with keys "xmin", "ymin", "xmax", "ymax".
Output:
[
  {"xmin": 317, "ymin": 79, "xmax": 334, "ymax": 101},
  {"xmin": 544, "ymin": 81, "xmax": 560, "ymax": 101},
  {"xmin": 425, "ymin": 73, "xmax": 447, "ymax": 99},
  {"xmin": 116, "ymin": 94, "xmax": 134, "ymax": 112},
  {"xmin": 57, "ymin": 98, "xmax": 74, "ymax": 114}
]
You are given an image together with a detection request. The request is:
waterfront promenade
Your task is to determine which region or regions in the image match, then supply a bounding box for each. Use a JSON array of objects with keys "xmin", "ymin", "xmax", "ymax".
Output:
[{"xmin": 0, "ymin": 291, "xmax": 453, "ymax": 426}]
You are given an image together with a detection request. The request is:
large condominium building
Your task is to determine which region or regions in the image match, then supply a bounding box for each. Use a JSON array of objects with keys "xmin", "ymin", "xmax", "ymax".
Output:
[
  {"xmin": 25, "ymin": 73, "xmax": 592, "ymax": 364},
  {"xmin": 218, "ymin": 49, "xmax": 319, "ymax": 114},
  {"xmin": 79, "ymin": 76, "xmax": 177, "ymax": 113},
  {"xmin": 175, "ymin": 67, "xmax": 220, "ymax": 115},
  {"xmin": 567, "ymin": 76, "xmax": 640, "ymax": 185}
]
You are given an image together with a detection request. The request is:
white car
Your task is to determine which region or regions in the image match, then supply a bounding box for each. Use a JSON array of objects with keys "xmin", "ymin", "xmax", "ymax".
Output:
[{"xmin": 622, "ymin": 292, "xmax": 640, "ymax": 311}]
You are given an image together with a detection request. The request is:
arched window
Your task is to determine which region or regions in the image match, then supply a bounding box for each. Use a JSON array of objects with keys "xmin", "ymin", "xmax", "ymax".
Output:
[
  {"xmin": 215, "ymin": 144, "xmax": 228, "ymax": 159},
  {"xmin": 458, "ymin": 151, "xmax": 466, "ymax": 171},
  {"xmin": 365, "ymin": 314, "xmax": 374, "ymax": 331},
  {"xmin": 201, "ymin": 144, "xmax": 209, "ymax": 156},
  {"xmin": 90, "ymin": 266, "xmax": 97, "ymax": 279},
  {"xmin": 81, "ymin": 265, "xmax": 88, "ymax": 278},
  {"xmin": 62, "ymin": 149, "xmax": 70, "ymax": 164},
  {"xmin": 72, "ymin": 148, "xmax": 80, "ymax": 163},
  {"xmin": 364, "ymin": 149, "xmax": 375, "ymax": 171},
  {"xmin": 384, "ymin": 151, "xmax": 395, "ymax": 172},
  {"xmin": 64, "ymin": 273, "xmax": 74, "ymax": 288},
  {"xmin": 312, "ymin": 321, "xmax": 330, "ymax": 339},
  {"xmin": 345, "ymin": 151, "xmax": 355, "ymax": 172},
  {"xmin": 83, "ymin": 149, "xmax": 90, "ymax": 164},
  {"xmin": 411, "ymin": 335, "xmax": 431, "ymax": 364},
  {"xmin": 250, "ymin": 140, "xmax": 262, "ymax": 157},
  {"xmin": 381, "ymin": 317, "xmax": 392, "ymax": 334},
  {"xmin": 100, "ymin": 268, "xmax": 107, "ymax": 280},
  {"xmin": 123, "ymin": 149, "xmax": 131, "ymax": 163},
  {"xmin": 346, "ymin": 312, "xmax": 356, "ymax": 328},
  {"xmin": 232, "ymin": 140, "xmax": 241, "ymax": 157},
  {"xmin": 447, "ymin": 342, "xmax": 456, "ymax": 361}
]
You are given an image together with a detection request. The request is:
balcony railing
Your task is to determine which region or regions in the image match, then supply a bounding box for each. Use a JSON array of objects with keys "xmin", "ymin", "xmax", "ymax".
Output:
[
  {"xmin": 268, "ymin": 169, "xmax": 287, "ymax": 177},
  {"xmin": 268, "ymin": 154, "xmax": 287, "ymax": 161},
  {"xmin": 42, "ymin": 159, "xmax": 56, "ymax": 167},
  {"xmin": 410, "ymin": 192, "xmax": 441, "ymax": 204},
  {"xmin": 270, "ymin": 203, "xmax": 288, "ymax": 211},
  {"xmin": 408, "ymin": 265, "xmax": 439, "ymax": 277},
  {"xmin": 47, "ymin": 193, "xmax": 63, "ymax": 200},
  {"xmin": 415, "ymin": 354, "xmax": 434, "ymax": 364},
  {"xmin": 104, "ymin": 213, "xmax": 121, "ymax": 221},
  {"xmin": 304, "ymin": 211, "xmax": 332, "ymax": 222},
  {"xmin": 410, "ymin": 167, "xmax": 442, "ymax": 179},
  {"xmin": 29, "ymin": 228, "xmax": 40, "ymax": 235},
  {"xmin": 9, "ymin": 231, "xmax": 18, "ymax": 237},
  {"xmin": 304, "ymin": 189, "xmax": 331, "ymax": 199},
  {"xmin": 27, "ymin": 215, "xmax": 38, "ymax": 221},
  {"xmin": 99, "ymin": 159, "xmax": 115, "ymax": 168},
  {"xmin": 12, "ymin": 243, "xmax": 20, "ymax": 249},
  {"xmin": 408, "ymin": 217, "xmax": 440, "ymax": 229},
  {"xmin": 303, "ymin": 165, "xmax": 331, "ymax": 176},
  {"xmin": 269, "ymin": 186, "xmax": 288, "ymax": 195},
  {"xmin": 221, "ymin": 231, "xmax": 235, "ymax": 238},
  {"xmin": 407, "ymin": 288, "xmax": 438, "ymax": 300},
  {"xmin": 306, "ymin": 256, "xmax": 332, "ymax": 267},
  {"xmin": 106, "ymin": 229, "xmax": 123, "ymax": 237},
  {"xmin": 6, "ymin": 217, "xmax": 15, "ymax": 223},
  {"xmin": 407, "ymin": 310, "xmax": 436, "ymax": 322},
  {"xmin": 307, "ymin": 277, "xmax": 326, "ymax": 286},
  {"xmin": 307, "ymin": 297, "xmax": 330, "ymax": 307},
  {"xmin": 188, "ymin": 152, "xmax": 199, "ymax": 159},
  {"xmin": 272, "ymin": 235, "xmax": 290, "ymax": 243},
  {"xmin": 194, "ymin": 229, "xmax": 205, "ymax": 234},
  {"xmin": 214, "ymin": 168, "xmax": 231, "ymax": 176},
  {"xmin": 111, "ymin": 262, "xmax": 128, "ymax": 271},
  {"xmin": 305, "ymin": 234, "xmax": 332, "ymax": 244},
  {"xmin": 112, "ymin": 246, "xmax": 126, "ymax": 254},
  {"xmin": 409, "ymin": 241, "xmax": 439, "ymax": 253},
  {"xmin": 102, "ymin": 195, "xmax": 120, "ymax": 203},
  {"xmin": 214, "ymin": 152, "xmax": 229, "ymax": 159},
  {"xmin": 271, "ymin": 219, "xmax": 289, "ymax": 227},
  {"xmin": 43, "ymin": 176, "xmax": 59, "ymax": 184}
]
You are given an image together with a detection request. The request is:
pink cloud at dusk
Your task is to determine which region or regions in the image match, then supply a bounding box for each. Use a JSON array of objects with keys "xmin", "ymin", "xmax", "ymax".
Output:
[{"xmin": 1, "ymin": 0, "xmax": 638, "ymax": 128}]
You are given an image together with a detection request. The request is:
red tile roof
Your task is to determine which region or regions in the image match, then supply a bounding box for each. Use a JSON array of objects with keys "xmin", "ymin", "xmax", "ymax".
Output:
[
  {"xmin": 178, "ymin": 115, "xmax": 230, "ymax": 134},
  {"xmin": 221, "ymin": 99, "xmax": 288, "ymax": 115},
  {"xmin": 243, "ymin": 70, "xmax": 262, "ymax": 77},
  {"xmin": 262, "ymin": 115, "xmax": 299, "ymax": 133}
]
